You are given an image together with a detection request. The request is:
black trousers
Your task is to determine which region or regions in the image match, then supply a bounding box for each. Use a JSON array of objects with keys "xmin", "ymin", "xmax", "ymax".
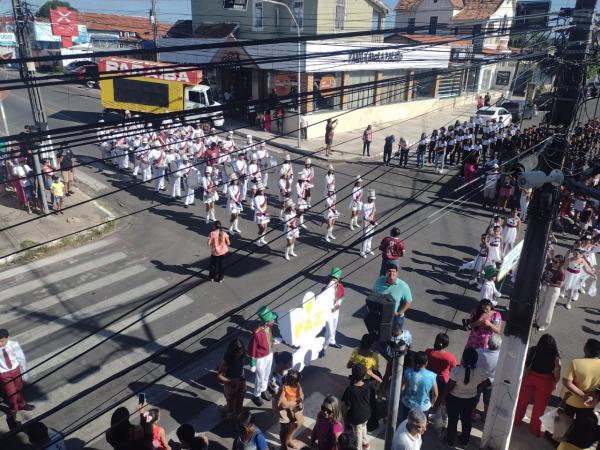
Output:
[
  {"xmin": 383, "ymin": 148, "xmax": 392, "ymax": 165},
  {"xmin": 363, "ymin": 141, "xmax": 371, "ymax": 156},
  {"xmin": 209, "ymin": 254, "xmax": 225, "ymax": 281},
  {"xmin": 446, "ymin": 394, "xmax": 478, "ymax": 445},
  {"xmin": 399, "ymin": 149, "xmax": 409, "ymax": 167}
]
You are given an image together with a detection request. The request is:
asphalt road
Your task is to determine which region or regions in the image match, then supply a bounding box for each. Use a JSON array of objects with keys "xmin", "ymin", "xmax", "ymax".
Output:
[{"xmin": 1, "ymin": 79, "xmax": 599, "ymax": 449}]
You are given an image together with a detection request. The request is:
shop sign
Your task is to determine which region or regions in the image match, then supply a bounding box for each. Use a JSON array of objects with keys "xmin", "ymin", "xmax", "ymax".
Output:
[
  {"xmin": 50, "ymin": 7, "xmax": 79, "ymax": 37},
  {"xmin": 347, "ymin": 50, "xmax": 404, "ymax": 64},
  {"xmin": 100, "ymin": 57, "xmax": 203, "ymax": 84},
  {"xmin": 0, "ymin": 33, "xmax": 15, "ymax": 46},
  {"xmin": 277, "ymin": 288, "xmax": 334, "ymax": 348},
  {"xmin": 273, "ymin": 72, "xmax": 297, "ymax": 96},
  {"xmin": 496, "ymin": 71, "xmax": 511, "ymax": 86},
  {"xmin": 318, "ymin": 75, "xmax": 336, "ymax": 98}
]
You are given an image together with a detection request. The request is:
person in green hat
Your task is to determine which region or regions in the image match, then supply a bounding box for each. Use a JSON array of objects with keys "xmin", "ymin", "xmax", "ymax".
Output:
[
  {"xmin": 480, "ymin": 266, "xmax": 501, "ymax": 306},
  {"xmin": 249, "ymin": 306, "xmax": 277, "ymax": 406},
  {"xmin": 319, "ymin": 267, "xmax": 345, "ymax": 358}
]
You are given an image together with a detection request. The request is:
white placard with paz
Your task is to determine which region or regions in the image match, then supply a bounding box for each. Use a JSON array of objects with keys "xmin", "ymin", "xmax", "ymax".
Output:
[{"xmin": 497, "ymin": 240, "xmax": 524, "ymax": 281}]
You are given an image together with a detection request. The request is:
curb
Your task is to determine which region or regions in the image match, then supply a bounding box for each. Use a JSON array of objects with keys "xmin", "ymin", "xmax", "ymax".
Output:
[{"xmin": 0, "ymin": 200, "xmax": 116, "ymax": 267}]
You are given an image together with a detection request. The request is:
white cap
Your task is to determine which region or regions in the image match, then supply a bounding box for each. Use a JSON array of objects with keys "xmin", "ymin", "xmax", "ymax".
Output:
[
  {"xmin": 285, "ymin": 155, "xmax": 291, "ymax": 161},
  {"xmin": 251, "ymin": 153, "xmax": 258, "ymax": 161},
  {"xmin": 142, "ymin": 137, "xmax": 149, "ymax": 143},
  {"xmin": 260, "ymin": 142, "xmax": 266, "ymax": 147},
  {"xmin": 368, "ymin": 189, "xmax": 376, "ymax": 199},
  {"xmin": 285, "ymin": 198, "xmax": 295, "ymax": 209},
  {"xmin": 328, "ymin": 165, "xmax": 334, "ymax": 171},
  {"xmin": 230, "ymin": 173, "xmax": 238, "ymax": 181},
  {"xmin": 280, "ymin": 167, "xmax": 287, "ymax": 176},
  {"xmin": 356, "ymin": 175, "xmax": 362, "ymax": 183},
  {"xmin": 246, "ymin": 134, "xmax": 253, "ymax": 142},
  {"xmin": 298, "ymin": 172, "xmax": 306, "ymax": 181},
  {"xmin": 205, "ymin": 166, "xmax": 213, "ymax": 173},
  {"xmin": 305, "ymin": 158, "xmax": 312, "ymax": 165},
  {"xmin": 256, "ymin": 182, "xmax": 265, "ymax": 190},
  {"xmin": 228, "ymin": 130, "xmax": 234, "ymax": 136}
]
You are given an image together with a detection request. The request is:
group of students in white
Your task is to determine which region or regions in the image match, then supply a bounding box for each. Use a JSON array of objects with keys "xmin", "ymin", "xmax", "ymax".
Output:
[{"xmin": 96, "ymin": 118, "xmax": 379, "ymax": 260}]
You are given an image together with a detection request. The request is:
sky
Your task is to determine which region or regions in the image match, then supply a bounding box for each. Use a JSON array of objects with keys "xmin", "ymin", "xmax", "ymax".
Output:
[{"xmin": 43, "ymin": 0, "xmax": 577, "ymax": 25}]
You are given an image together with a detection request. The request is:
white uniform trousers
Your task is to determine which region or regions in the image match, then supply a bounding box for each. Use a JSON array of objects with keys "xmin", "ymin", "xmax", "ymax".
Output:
[
  {"xmin": 323, "ymin": 310, "xmax": 339, "ymax": 348},
  {"xmin": 240, "ymin": 178, "xmax": 248, "ymax": 201},
  {"xmin": 132, "ymin": 158, "xmax": 141, "ymax": 177},
  {"xmin": 171, "ymin": 176, "xmax": 182, "ymax": 198},
  {"xmin": 253, "ymin": 353, "xmax": 273, "ymax": 397},
  {"xmin": 141, "ymin": 163, "xmax": 152, "ymax": 182},
  {"xmin": 184, "ymin": 187, "xmax": 195, "ymax": 205},
  {"xmin": 535, "ymin": 285, "xmax": 561, "ymax": 330},
  {"xmin": 361, "ymin": 224, "xmax": 375, "ymax": 254},
  {"xmin": 154, "ymin": 167, "xmax": 166, "ymax": 192}
]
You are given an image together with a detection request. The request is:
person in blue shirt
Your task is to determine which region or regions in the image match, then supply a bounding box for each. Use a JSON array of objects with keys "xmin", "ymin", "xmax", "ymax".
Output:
[
  {"xmin": 371, "ymin": 264, "xmax": 413, "ymax": 328},
  {"xmin": 400, "ymin": 352, "xmax": 438, "ymax": 423}
]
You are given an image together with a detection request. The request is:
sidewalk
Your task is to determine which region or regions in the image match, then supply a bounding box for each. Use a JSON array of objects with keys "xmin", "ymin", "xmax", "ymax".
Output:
[
  {"xmin": 0, "ymin": 178, "xmax": 115, "ymax": 266},
  {"xmin": 221, "ymin": 102, "xmax": 481, "ymax": 163}
]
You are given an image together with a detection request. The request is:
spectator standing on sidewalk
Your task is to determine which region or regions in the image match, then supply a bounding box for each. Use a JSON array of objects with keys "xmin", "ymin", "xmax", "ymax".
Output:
[
  {"xmin": 325, "ymin": 119, "xmax": 338, "ymax": 157},
  {"xmin": 217, "ymin": 338, "xmax": 247, "ymax": 419},
  {"xmin": 26, "ymin": 421, "xmax": 66, "ymax": 450},
  {"xmin": 311, "ymin": 396, "xmax": 344, "ymax": 450},
  {"xmin": 514, "ymin": 334, "xmax": 561, "ymax": 437},
  {"xmin": 425, "ymin": 333, "xmax": 457, "ymax": 410},
  {"xmin": 484, "ymin": 92, "xmax": 491, "ymax": 106},
  {"xmin": 347, "ymin": 334, "xmax": 383, "ymax": 383},
  {"xmin": 143, "ymin": 408, "xmax": 171, "ymax": 450},
  {"xmin": 106, "ymin": 406, "xmax": 146, "ymax": 449},
  {"xmin": 0, "ymin": 328, "xmax": 34, "ymax": 429},
  {"xmin": 342, "ymin": 364, "xmax": 374, "ymax": 450},
  {"xmin": 277, "ymin": 369, "xmax": 304, "ymax": 450},
  {"xmin": 247, "ymin": 98, "xmax": 257, "ymax": 126},
  {"xmin": 476, "ymin": 333, "xmax": 502, "ymax": 418},
  {"xmin": 249, "ymin": 307, "xmax": 277, "ymax": 406},
  {"xmin": 416, "ymin": 133, "xmax": 428, "ymax": 168},
  {"xmin": 392, "ymin": 408, "xmax": 426, "ymax": 450},
  {"xmin": 57, "ymin": 145, "xmax": 75, "ymax": 196},
  {"xmin": 263, "ymin": 109, "xmax": 272, "ymax": 133},
  {"xmin": 275, "ymin": 106, "xmax": 285, "ymax": 135},
  {"xmin": 378, "ymin": 227, "xmax": 406, "ymax": 275},
  {"xmin": 362, "ymin": 125, "xmax": 373, "ymax": 157},
  {"xmin": 397, "ymin": 137, "xmax": 410, "ymax": 168},
  {"xmin": 383, "ymin": 135, "xmax": 394, "ymax": 166},
  {"xmin": 477, "ymin": 95, "xmax": 484, "ymax": 109},
  {"xmin": 300, "ymin": 113, "xmax": 308, "ymax": 140},
  {"xmin": 234, "ymin": 412, "xmax": 269, "ymax": 450},
  {"xmin": 50, "ymin": 175, "xmax": 65, "ymax": 215},
  {"xmin": 207, "ymin": 221, "xmax": 230, "ymax": 283},
  {"xmin": 400, "ymin": 352, "xmax": 438, "ymax": 422}
]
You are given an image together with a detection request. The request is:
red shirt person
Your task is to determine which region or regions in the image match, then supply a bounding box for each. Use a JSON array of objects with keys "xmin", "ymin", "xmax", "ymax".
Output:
[{"xmin": 378, "ymin": 227, "xmax": 406, "ymax": 275}]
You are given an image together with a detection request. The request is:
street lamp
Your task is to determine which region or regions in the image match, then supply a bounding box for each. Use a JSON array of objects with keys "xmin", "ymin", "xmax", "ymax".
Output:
[{"xmin": 262, "ymin": 0, "xmax": 302, "ymax": 148}]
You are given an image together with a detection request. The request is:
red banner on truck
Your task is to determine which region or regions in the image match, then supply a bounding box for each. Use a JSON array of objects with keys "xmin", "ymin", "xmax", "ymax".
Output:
[{"xmin": 99, "ymin": 58, "xmax": 203, "ymax": 85}]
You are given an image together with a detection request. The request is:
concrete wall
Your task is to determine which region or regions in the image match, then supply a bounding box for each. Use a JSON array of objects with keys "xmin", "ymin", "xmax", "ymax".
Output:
[
  {"xmin": 316, "ymin": 0, "xmax": 380, "ymax": 41},
  {"xmin": 282, "ymin": 92, "xmax": 476, "ymax": 138}
]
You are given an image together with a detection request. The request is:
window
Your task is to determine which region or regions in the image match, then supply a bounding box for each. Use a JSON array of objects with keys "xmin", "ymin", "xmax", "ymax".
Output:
[
  {"xmin": 188, "ymin": 90, "xmax": 206, "ymax": 105},
  {"xmin": 253, "ymin": 0, "xmax": 263, "ymax": 30},
  {"xmin": 428, "ymin": 16, "xmax": 438, "ymax": 34},
  {"xmin": 407, "ymin": 18, "xmax": 416, "ymax": 34},
  {"xmin": 293, "ymin": 0, "xmax": 304, "ymax": 29},
  {"xmin": 114, "ymin": 79, "xmax": 169, "ymax": 107},
  {"xmin": 275, "ymin": 6, "xmax": 280, "ymax": 28},
  {"xmin": 335, "ymin": 0, "xmax": 345, "ymax": 30}
]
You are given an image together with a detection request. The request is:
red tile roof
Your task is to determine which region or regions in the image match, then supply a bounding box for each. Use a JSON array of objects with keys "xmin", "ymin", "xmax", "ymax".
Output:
[
  {"xmin": 76, "ymin": 12, "xmax": 172, "ymax": 40},
  {"xmin": 451, "ymin": 0, "xmax": 505, "ymax": 21},
  {"xmin": 395, "ymin": 0, "xmax": 463, "ymax": 11}
]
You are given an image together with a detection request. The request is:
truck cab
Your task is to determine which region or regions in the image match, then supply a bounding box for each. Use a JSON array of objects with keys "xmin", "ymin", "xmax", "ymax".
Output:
[{"xmin": 185, "ymin": 85, "xmax": 224, "ymax": 127}]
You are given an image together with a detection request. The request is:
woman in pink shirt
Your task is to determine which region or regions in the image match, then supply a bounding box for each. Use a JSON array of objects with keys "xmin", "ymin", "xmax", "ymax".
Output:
[{"xmin": 207, "ymin": 221, "xmax": 230, "ymax": 283}]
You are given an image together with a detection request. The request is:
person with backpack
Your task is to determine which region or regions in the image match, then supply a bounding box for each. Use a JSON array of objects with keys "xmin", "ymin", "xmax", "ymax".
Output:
[
  {"xmin": 378, "ymin": 227, "xmax": 406, "ymax": 275},
  {"xmin": 233, "ymin": 412, "xmax": 269, "ymax": 450}
]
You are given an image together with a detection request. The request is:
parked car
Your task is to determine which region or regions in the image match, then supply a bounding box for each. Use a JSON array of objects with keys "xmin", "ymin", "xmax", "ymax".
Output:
[
  {"xmin": 500, "ymin": 99, "xmax": 534, "ymax": 122},
  {"xmin": 476, "ymin": 106, "xmax": 513, "ymax": 127},
  {"xmin": 75, "ymin": 63, "xmax": 99, "ymax": 88},
  {"xmin": 63, "ymin": 60, "xmax": 94, "ymax": 75},
  {"xmin": 533, "ymin": 92, "xmax": 553, "ymax": 111}
]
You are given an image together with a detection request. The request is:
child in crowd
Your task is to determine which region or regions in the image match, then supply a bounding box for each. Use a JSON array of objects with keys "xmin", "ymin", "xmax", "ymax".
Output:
[{"xmin": 50, "ymin": 175, "xmax": 65, "ymax": 214}]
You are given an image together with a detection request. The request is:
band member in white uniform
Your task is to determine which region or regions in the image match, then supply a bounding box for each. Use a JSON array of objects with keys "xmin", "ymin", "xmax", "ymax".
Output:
[
  {"xmin": 302, "ymin": 159, "xmax": 315, "ymax": 208},
  {"xmin": 248, "ymin": 153, "xmax": 262, "ymax": 210},
  {"xmin": 182, "ymin": 156, "xmax": 198, "ymax": 208},
  {"xmin": 470, "ymin": 233, "xmax": 490, "ymax": 285},
  {"xmin": 282, "ymin": 198, "xmax": 299, "ymax": 260},
  {"xmin": 227, "ymin": 174, "xmax": 243, "ymax": 234},
  {"xmin": 245, "ymin": 134, "xmax": 256, "ymax": 158},
  {"xmin": 130, "ymin": 134, "xmax": 142, "ymax": 177},
  {"xmin": 202, "ymin": 166, "xmax": 217, "ymax": 223},
  {"xmin": 349, "ymin": 176, "xmax": 363, "ymax": 230},
  {"xmin": 256, "ymin": 142, "xmax": 270, "ymax": 188},
  {"xmin": 278, "ymin": 168, "xmax": 291, "ymax": 218},
  {"xmin": 139, "ymin": 138, "xmax": 152, "ymax": 182},
  {"xmin": 324, "ymin": 188, "xmax": 338, "ymax": 242},
  {"xmin": 360, "ymin": 190, "xmax": 377, "ymax": 258},
  {"xmin": 149, "ymin": 143, "xmax": 167, "ymax": 192},
  {"xmin": 253, "ymin": 183, "xmax": 270, "ymax": 246},
  {"xmin": 295, "ymin": 172, "xmax": 309, "ymax": 229},
  {"xmin": 166, "ymin": 148, "xmax": 182, "ymax": 198},
  {"xmin": 234, "ymin": 152, "xmax": 249, "ymax": 201},
  {"xmin": 502, "ymin": 208, "xmax": 521, "ymax": 253},
  {"xmin": 282, "ymin": 154, "xmax": 294, "ymax": 183},
  {"xmin": 562, "ymin": 248, "xmax": 595, "ymax": 309},
  {"xmin": 488, "ymin": 225, "xmax": 504, "ymax": 267},
  {"xmin": 323, "ymin": 165, "xmax": 335, "ymax": 196}
]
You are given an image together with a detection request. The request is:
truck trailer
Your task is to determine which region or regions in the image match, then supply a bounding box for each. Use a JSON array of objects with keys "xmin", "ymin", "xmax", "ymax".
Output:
[{"xmin": 99, "ymin": 57, "xmax": 224, "ymax": 127}]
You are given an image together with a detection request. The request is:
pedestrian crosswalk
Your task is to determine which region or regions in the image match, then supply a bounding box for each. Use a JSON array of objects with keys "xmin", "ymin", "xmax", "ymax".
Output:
[{"xmin": 0, "ymin": 237, "xmax": 219, "ymax": 439}]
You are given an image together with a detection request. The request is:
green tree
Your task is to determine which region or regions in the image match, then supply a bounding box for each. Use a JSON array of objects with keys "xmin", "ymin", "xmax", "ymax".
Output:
[{"xmin": 36, "ymin": 0, "xmax": 77, "ymax": 18}]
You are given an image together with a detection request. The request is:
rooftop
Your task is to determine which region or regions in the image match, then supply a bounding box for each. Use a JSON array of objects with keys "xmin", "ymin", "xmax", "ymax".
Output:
[
  {"xmin": 395, "ymin": 0, "xmax": 464, "ymax": 11},
  {"xmin": 76, "ymin": 12, "xmax": 172, "ymax": 40},
  {"xmin": 451, "ymin": 0, "xmax": 506, "ymax": 21}
]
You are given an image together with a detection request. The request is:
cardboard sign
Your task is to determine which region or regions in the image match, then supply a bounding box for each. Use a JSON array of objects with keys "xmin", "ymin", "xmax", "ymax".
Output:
[
  {"xmin": 277, "ymin": 288, "xmax": 334, "ymax": 348},
  {"xmin": 50, "ymin": 7, "xmax": 79, "ymax": 37}
]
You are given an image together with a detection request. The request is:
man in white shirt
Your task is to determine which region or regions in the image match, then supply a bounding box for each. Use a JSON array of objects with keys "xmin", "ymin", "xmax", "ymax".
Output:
[
  {"xmin": 392, "ymin": 408, "xmax": 426, "ymax": 450},
  {"xmin": 476, "ymin": 333, "xmax": 501, "ymax": 418},
  {"xmin": 0, "ymin": 329, "xmax": 34, "ymax": 428}
]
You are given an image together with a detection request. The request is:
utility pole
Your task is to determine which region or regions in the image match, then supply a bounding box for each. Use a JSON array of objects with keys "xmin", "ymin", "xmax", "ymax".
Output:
[
  {"xmin": 383, "ymin": 339, "xmax": 408, "ymax": 450},
  {"xmin": 150, "ymin": 0, "xmax": 158, "ymax": 61},
  {"xmin": 12, "ymin": 0, "xmax": 49, "ymax": 214},
  {"xmin": 481, "ymin": 0, "xmax": 596, "ymax": 448}
]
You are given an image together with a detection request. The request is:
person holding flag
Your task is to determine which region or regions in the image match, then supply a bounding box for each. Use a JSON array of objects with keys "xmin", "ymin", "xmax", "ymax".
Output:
[{"xmin": 319, "ymin": 268, "xmax": 345, "ymax": 358}]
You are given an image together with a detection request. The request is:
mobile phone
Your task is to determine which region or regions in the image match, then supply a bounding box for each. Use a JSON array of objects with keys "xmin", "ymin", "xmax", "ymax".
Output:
[{"xmin": 138, "ymin": 393, "xmax": 146, "ymax": 405}]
